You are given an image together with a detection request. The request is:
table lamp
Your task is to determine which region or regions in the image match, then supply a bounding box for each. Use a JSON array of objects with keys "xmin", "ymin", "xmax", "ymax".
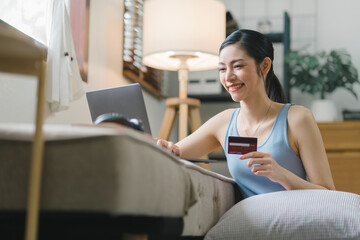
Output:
[{"xmin": 142, "ymin": 0, "xmax": 225, "ymax": 141}]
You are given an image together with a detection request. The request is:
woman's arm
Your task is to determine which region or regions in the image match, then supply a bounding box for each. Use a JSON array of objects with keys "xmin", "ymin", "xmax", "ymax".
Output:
[
  {"xmin": 157, "ymin": 109, "xmax": 233, "ymax": 158},
  {"xmin": 285, "ymin": 105, "xmax": 335, "ymax": 190}
]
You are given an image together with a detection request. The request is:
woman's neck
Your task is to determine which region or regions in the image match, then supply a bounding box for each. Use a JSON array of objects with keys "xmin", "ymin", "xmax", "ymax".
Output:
[{"xmin": 239, "ymin": 94, "xmax": 273, "ymax": 126}]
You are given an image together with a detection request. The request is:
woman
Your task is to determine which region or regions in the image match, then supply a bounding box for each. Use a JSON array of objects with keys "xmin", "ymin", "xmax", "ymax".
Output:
[{"xmin": 157, "ymin": 29, "xmax": 335, "ymax": 198}]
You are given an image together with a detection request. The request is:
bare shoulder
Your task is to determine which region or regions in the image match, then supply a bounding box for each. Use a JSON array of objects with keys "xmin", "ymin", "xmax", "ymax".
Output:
[
  {"xmin": 287, "ymin": 105, "xmax": 318, "ymax": 135},
  {"xmin": 211, "ymin": 108, "xmax": 236, "ymax": 122},
  {"xmin": 288, "ymin": 105, "xmax": 314, "ymax": 124},
  {"xmin": 193, "ymin": 108, "xmax": 237, "ymax": 131}
]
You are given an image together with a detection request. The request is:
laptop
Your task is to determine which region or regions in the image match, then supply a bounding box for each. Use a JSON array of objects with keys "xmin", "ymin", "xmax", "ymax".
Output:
[
  {"xmin": 86, "ymin": 83, "xmax": 215, "ymax": 163},
  {"xmin": 86, "ymin": 83, "xmax": 152, "ymax": 135}
]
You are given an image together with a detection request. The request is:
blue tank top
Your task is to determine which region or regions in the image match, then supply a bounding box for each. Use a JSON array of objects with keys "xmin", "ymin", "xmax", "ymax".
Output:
[{"xmin": 225, "ymin": 103, "xmax": 307, "ymax": 198}]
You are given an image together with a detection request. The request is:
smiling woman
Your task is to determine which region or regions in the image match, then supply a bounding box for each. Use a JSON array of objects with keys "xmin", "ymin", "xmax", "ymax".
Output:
[{"xmin": 157, "ymin": 29, "xmax": 335, "ymax": 200}]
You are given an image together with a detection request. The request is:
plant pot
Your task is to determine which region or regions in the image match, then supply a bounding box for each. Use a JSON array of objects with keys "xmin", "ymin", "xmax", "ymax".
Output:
[{"xmin": 311, "ymin": 99, "xmax": 338, "ymax": 122}]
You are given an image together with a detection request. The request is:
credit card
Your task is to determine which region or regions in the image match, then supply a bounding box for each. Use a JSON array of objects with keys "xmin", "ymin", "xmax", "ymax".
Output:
[{"xmin": 228, "ymin": 136, "xmax": 257, "ymax": 155}]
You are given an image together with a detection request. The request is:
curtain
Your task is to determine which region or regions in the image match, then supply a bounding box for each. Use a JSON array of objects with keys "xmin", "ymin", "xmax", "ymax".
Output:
[
  {"xmin": 46, "ymin": 0, "xmax": 84, "ymax": 112},
  {"xmin": 0, "ymin": 0, "xmax": 85, "ymax": 112}
]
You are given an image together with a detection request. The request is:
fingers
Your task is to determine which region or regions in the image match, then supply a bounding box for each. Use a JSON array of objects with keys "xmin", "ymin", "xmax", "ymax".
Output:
[
  {"xmin": 167, "ymin": 141, "xmax": 177, "ymax": 154},
  {"xmin": 240, "ymin": 151, "xmax": 270, "ymax": 160},
  {"xmin": 238, "ymin": 152, "xmax": 286, "ymax": 183},
  {"xmin": 156, "ymin": 139, "xmax": 170, "ymax": 149},
  {"xmin": 252, "ymin": 170, "xmax": 270, "ymax": 176},
  {"xmin": 156, "ymin": 139, "xmax": 180, "ymax": 156},
  {"xmin": 247, "ymin": 158, "xmax": 270, "ymax": 168},
  {"xmin": 155, "ymin": 138, "xmax": 163, "ymax": 146},
  {"xmin": 251, "ymin": 164, "xmax": 270, "ymax": 173},
  {"xmin": 249, "ymin": 162, "xmax": 273, "ymax": 178},
  {"xmin": 239, "ymin": 152, "xmax": 272, "ymax": 168}
]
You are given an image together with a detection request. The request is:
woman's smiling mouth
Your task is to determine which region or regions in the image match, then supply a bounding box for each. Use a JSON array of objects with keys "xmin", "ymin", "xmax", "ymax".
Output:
[{"xmin": 227, "ymin": 83, "xmax": 245, "ymax": 92}]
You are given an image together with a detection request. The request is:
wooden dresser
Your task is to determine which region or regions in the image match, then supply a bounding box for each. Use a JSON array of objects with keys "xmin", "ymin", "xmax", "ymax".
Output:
[{"xmin": 318, "ymin": 121, "xmax": 360, "ymax": 195}]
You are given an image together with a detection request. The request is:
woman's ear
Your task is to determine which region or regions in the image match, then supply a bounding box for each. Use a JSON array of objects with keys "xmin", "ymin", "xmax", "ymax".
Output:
[{"xmin": 261, "ymin": 57, "xmax": 272, "ymax": 76}]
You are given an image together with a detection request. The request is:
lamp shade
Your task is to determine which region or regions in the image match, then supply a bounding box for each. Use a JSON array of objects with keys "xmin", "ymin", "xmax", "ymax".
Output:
[{"xmin": 142, "ymin": 0, "xmax": 226, "ymax": 71}]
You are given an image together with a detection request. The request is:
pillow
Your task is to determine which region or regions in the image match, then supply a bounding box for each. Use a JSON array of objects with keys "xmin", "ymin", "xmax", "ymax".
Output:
[{"xmin": 205, "ymin": 190, "xmax": 360, "ymax": 240}]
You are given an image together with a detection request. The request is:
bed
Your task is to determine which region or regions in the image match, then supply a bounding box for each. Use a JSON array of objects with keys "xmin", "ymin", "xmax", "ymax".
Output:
[
  {"xmin": 0, "ymin": 123, "xmax": 241, "ymax": 239},
  {"xmin": 1, "ymin": 123, "xmax": 359, "ymax": 240}
]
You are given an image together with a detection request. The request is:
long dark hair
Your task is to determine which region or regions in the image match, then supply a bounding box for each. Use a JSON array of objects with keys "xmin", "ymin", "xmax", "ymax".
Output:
[{"xmin": 220, "ymin": 29, "xmax": 287, "ymax": 103}]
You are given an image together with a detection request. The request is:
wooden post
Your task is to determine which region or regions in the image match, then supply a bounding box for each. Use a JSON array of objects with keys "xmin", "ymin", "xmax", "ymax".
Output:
[
  {"xmin": 158, "ymin": 98, "xmax": 201, "ymax": 141},
  {"xmin": 25, "ymin": 61, "xmax": 47, "ymax": 240}
]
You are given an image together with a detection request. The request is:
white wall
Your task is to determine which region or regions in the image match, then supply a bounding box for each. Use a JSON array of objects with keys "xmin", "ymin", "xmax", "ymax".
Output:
[
  {"xmin": 315, "ymin": 0, "xmax": 360, "ymax": 116},
  {"xmin": 0, "ymin": 0, "xmax": 167, "ymax": 137},
  {"xmin": 0, "ymin": 73, "xmax": 37, "ymax": 123},
  {"xmin": 200, "ymin": 0, "xmax": 360, "ymax": 122},
  {"xmin": 289, "ymin": 0, "xmax": 360, "ymax": 118}
]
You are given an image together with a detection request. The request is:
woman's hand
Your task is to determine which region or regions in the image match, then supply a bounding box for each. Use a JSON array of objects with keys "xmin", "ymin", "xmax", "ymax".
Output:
[
  {"xmin": 155, "ymin": 138, "xmax": 180, "ymax": 156},
  {"xmin": 240, "ymin": 152, "xmax": 288, "ymax": 183}
]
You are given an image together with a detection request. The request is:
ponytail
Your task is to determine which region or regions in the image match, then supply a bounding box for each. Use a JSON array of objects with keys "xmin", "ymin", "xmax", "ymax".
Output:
[{"xmin": 266, "ymin": 65, "xmax": 287, "ymax": 103}]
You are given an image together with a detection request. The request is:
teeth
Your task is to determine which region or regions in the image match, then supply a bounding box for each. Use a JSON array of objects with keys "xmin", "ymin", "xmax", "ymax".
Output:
[{"xmin": 229, "ymin": 83, "xmax": 244, "ymax": 90}]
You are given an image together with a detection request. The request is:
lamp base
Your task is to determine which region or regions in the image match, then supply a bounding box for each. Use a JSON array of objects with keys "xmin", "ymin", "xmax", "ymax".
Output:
[
  {"xmin": 158, "ymin": 97, "xmax": 209, "ymax": 169},
  {"xmin": 159, "ymin": 97, "xmax": 201, "ymax": 140}
]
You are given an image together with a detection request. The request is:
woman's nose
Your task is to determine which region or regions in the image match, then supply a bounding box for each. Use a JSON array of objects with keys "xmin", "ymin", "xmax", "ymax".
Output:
[{"xmin": 225, "ymin": 69, "xmax": 235, "ymax": 82}]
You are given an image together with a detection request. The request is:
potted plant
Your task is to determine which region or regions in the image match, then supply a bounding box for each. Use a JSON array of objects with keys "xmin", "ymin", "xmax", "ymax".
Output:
[{"xmin": 286, "ymin": 48, "xmax": 360, "ymax": 122}]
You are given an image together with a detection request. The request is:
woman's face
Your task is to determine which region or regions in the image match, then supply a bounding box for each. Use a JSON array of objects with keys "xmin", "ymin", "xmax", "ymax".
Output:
[{"xmin": 219, "ymin": 44, "xmax": 263, "ymax": 102}]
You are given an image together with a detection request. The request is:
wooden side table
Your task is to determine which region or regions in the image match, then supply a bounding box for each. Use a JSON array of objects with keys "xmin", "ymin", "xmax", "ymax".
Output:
[
  {"xmin": 318, "ymin": 121, "xmax": 360, "ymax": 194},
  {"xmin": 0, "ymin": 20, "xmax": 47, "ymax": 240}
]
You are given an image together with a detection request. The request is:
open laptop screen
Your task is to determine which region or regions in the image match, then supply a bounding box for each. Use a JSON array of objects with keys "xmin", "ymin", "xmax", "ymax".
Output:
[{"xmin": 86, "ymin": 83, "xmax": 152, "ymax": 135}]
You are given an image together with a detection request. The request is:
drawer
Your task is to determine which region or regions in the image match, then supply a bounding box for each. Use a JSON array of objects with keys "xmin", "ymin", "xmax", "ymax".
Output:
[
  {"xmin": 327, "ymin": 152, "xmax": 360, "ymax": 195},
  {"xmin": 318, "ymin": 121, "xmax": 360, "ymax": 151},
  {"xmin": 318, "ymin": 121, "xmax": 360, "ymax": 195}
]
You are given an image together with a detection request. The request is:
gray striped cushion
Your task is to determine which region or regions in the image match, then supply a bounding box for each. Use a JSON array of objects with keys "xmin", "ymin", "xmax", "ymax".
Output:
[{"xmin": 205, "ymin": 190, "xmax": 360, "ymax": 240}]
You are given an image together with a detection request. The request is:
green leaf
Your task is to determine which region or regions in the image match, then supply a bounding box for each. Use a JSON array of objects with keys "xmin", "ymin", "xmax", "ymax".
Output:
[{"xmin": 286, "ymin": 48, "xmax": 360, "ymax": 98}]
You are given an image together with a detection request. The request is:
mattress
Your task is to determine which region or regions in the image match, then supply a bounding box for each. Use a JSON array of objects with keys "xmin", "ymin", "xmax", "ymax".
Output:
[{"xmin": 0, "ymin": 123, "xmax": 240, "ymax": 236}]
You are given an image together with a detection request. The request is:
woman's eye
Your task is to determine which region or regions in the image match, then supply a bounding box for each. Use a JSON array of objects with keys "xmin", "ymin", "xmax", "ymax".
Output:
[
  {"xmin": 218, "ymin": 68, "xmax": 226, "ymax": 72},
  {"xmin": 234, "ymin": 65, "xmax": 244, "ymax": 69}
]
